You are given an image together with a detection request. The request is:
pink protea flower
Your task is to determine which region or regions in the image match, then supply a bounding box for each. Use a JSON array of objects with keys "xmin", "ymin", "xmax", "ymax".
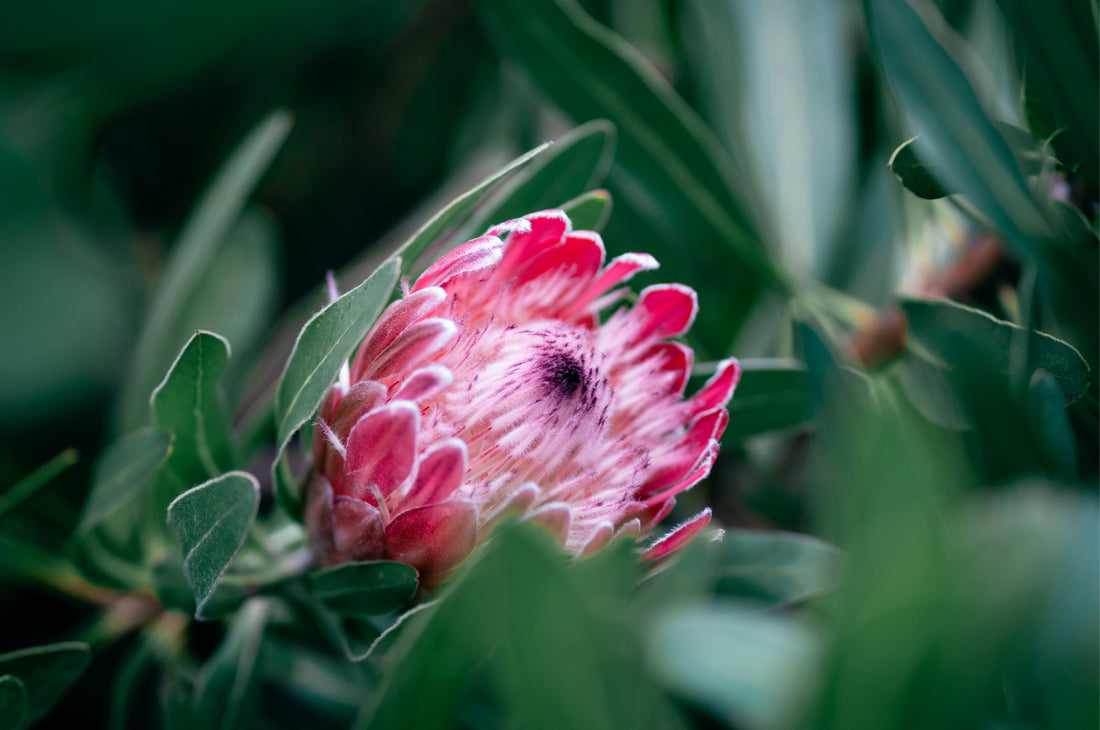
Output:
[{"xmin": 306, "ymin": 210, "xmax": 740, "ymax": 584}]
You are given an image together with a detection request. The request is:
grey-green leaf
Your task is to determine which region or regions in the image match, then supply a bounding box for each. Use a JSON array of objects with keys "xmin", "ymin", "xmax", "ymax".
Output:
[
  {"xmin": 0, "ymin": 642, "xmax": 91, "ymax": 723},
  {"xmin": 477, "ymin": 0, "xmax": 778, "ymax": 347},
  {"xmin": 271, "ymin": 258, "xmax": 400, "ymax": 512},
  {"xmin": 902, "ymin": 297, "xmax": 1090, "ymax": 405},
  {"xmin": 866, "ymin": 0, "xmax": 1053, "ymax": 260},
  {"xmin": 0, "ymin": 448, "xmax": 78, "ymax": 520},
  {"xmin": 560, "ymin": 189, "xmax": 612, "ymax": 231},
  {"xmin": 388, "ymin": 142, "xmax": 549, "ymax": 278},
  {"xmin": 0, "ymin": 675, "xmax": 27, "ymax": 730},
  {"xmin": 724, "ymin": 359, "xmax": 813, "ymax": 441},
  {"xmin": 309, "ymin": 561, "xmax": 419, "ymax": 616},
  {"xmin": 463, "ymin": 120, "xmax": 615, "ymax": 235},
  {"xmin": 995, "ymin": 0, "xmax": 1099, "ymax": 181},
  {"xmin": 194, "ymin": 599, "xmax": 270, "ymax": 730},
  {"xmin": 889, "ymin": 137, "xmax": 948, "ymax": 199},
  {"xmin": 167, "ymin": 471, "xmax": 260, "ymax": 617},
  {"xmin": 717, "ymin": 529, "xmax": 844, "ymax": 606},
  {"xmin": 118, "ymin": 110, "xmax": 291, "ymax": 431},
  {"xmin": 151, "ymin": 331, "xmax": 233, "ymax": 485},
  {"xmin": 80, "ymin": 429, "xmax": 173, "ymax": 532},
  {"xmin": 648, "ymin": 604, "xmax": 822, "ymax": 729}
]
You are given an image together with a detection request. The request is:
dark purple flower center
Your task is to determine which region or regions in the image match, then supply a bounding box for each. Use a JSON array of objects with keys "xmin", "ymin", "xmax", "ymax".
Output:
[{"xmin": 545, "ymin": 351, "xmax": 586, "ymax": 397}]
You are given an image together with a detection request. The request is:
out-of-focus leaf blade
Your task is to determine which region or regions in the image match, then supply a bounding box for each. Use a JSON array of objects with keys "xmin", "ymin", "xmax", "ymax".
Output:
[
  {"xmin": 0, "ymin": 642, "xmax": 91, "ymax": 723},
  {"xmin": 866, "ymin": 0, "xmax": 1052, "ymax": 257},
  {"xmin": 685, "ymin": 0, "xmax": 855, "ymax": 277},
  {"xmin": 388, "ymin": 142, "xmax": 550, "ymax": 278},
  {"xmin": 463, "ymin": 120, "xmax": 615, "ymax": 234},
  {"xmin": 561, "ymin": 189, "xmax": 612, "ymax": 231},
  {"xmin": 271, "ymin": 259, "xmax": 399, "ymax": 513},
  {"xmin": 194, "ymin": 599, "xmax": 270, "ymax": 730},
  {"xmin": 109, "ymin": 631, "xmax": 163, "ymax": 730},
  {"xmin": 996, "ymin": 0, "xmax": 1099, "ymax": 181},
  {"xmin": 725, "ymin": 359, "xmax": 812, "ymax": 441},
  {"xmin": 478, "ymin": 0, "xmax": 779, "ymax": 349},
  {"xmin": 167, "ymin": 471, "xmax": 260, "ymax": 616},
  {"xmin": 362, "ymin": 524, "xmax": 684, "ymax": 730},
  {"xmin": 888, "ymin": 137, "xmax": 948, "ymax": 199},
  {"xmin": 309, "ymin": 561, "xmax": 419, "ymax": 616},
  {"xmin": 902, "ymin": 297, "xmax": 1090, "ymax": 405},
  {"xmin": 0, "ymin": 449, "xmax": 78, "ymax": 520},
  {"xmin": 151, "ymin": 331, "xmax": 233, "ymax": 486},
  {"xmin": 0, "ymin": 675, "xmax": 28, "ymax": 730},
  {"xmin": 119, "ymin": 110, "xmax": 291, "ymax": 430},
  {"xmin": 718, "ymin": 528, "xmax": 844, "ymax": 606},
  {"xmin": 177, "ymin": 208, "xmax": 282, "ymax": 395},
  {"xmin": 648, "ymin": 603, "xmax": 821, "ymax": 729},
  {"xmin": 79, "ymin": 429, "xmax": 173, "ymax": 532}
]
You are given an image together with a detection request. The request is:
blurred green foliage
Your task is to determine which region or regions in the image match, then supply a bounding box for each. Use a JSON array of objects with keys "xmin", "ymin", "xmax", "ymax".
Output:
[{"xmin": 0, "ymin": 0, "xmax": 1096, "ymax": 728}]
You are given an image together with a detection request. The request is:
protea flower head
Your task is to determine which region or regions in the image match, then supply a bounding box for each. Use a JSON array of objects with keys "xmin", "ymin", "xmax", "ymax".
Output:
[{"xmin": 306, "ymin": 210, "xmax": 740, "ymax": 584}]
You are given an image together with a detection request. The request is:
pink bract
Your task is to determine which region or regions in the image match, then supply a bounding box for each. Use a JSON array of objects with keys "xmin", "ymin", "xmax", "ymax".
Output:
[{"xmin": 307, "ymin": 209, "xmax": 740, "ymax": 584}]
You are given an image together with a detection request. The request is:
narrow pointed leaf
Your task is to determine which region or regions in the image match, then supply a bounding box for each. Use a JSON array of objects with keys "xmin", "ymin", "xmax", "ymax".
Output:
[
  {"xmin": 194, "ymin": 599, "xmax": 270, "ymax": 730},
  {"xmin": 561, "ymin": 189, "xmax": 612, "ymax": 232},
  {"xmin": 119, "ymin": 110, "xmax": 292, "ymax": 430},
  {"xmin": 0, "ymin": 642, "xmax": 91, "ymax": 723},
  {"xmin": 0, "ymin": 449, "xmax": 78, "ymax": 520},
  {"xmin": 272, "ymin": 259, "xmax": 400, "ymax": 513},
  {"xmin": 477, "ymin": 0, "xmax": 779, "ymax": 346},
  {"xmin": 79, "ymin": 429, "xmax": 173, "ymax": 532},
  {"xmin": 387, "ymin": 142, "xmax": 549, "ymax": 278},
  {"xmin": 995, "ymin": 0, "xmax": 1099, "ymax": 181},
  {"xmin": 167, "ymin": 471, "xmax": 260, "ymax": 616},
  {"xmin": 463, "ymin": 120, "xmax": 615, "ymax": 235},
  {"xmin": 866, "ymin": 0, "xmax": 1052, "ymax": 259}
]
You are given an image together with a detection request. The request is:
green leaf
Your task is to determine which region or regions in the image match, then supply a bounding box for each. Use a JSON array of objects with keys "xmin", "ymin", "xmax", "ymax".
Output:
[
  {"xmin": 79, "ymin": 428, "xmax": 173, "ymax": 532},
  {"xmin": 0, "ymin": 448, "xmax": 78, "ymax": 520},
  {"xmin": 387, "ymin": 142, "xmax": 549, "ymax": 279},
  {"xmin": 477, "ymin": 0, "xmax": 779, "ymax": 349},
  {"xmin": 173, "ymin": 208, "xmax": 282, "ymax": 397},
  {"xmin": 194, "ymin": 599, "xmax": 270, "ymax": 730},
  {"xmin": 118, "ymin": 110, "xmax": 291, "ymax": 431},
  {"xmin": 684, "ymin": 0, "xmax": 855, "ymax": 276},
  {"xmin": 647, "ymin": 603, "xmax": 821, "ymax": 729},
  {"xmin": 272, "ymin": 258, "xmax": 400, "ymax": 514},
  {"xmin": 996, "ymin": 0, "xmax": 1099, "ymax": 181},
  {"xmin": 109, "ymin": 631, "xmax": 164, "ymax": 730},
  {"xmin": 561, "ymin": 189, "xmax": 612, "ymax": 231},
  {"xmin": 1026, "ymin": 373, "xmax": 1079, "ymax": 480},
  {"xmin": 167, "ymin": 471, "xmax": 260, "ymax": 617},
  {"xmin": 362, "ymin": 524, "xmax": 684, "ymax": 730},
  {"xmin": 902, "ymin": 297, "xmax": 1090, "ymax": 405},
  {"xmin": 889, "ymin": 125, "xmax": 1052, "ymax": 200},
  {"xmin": 888, "ymin": 137, "xmax": 948, "ymax": 199},
  {"xmin": 0, "ymin": 675, "xmax": 28, "ymax": 730},
  {"xmin": 151, "ymin": 331, "xmax": 234, "ymax": 486},
  {"xmin": 463, "ymin": 120, "xmax": 616, "ymax": 235},
  {"xmin": 866, "ymin": 0, "xmax": 1054, "ymax": 260},
  {"xmin": 724, "ymin": 359, "xmax": 812, "ymax": 441},
  {"xmin": 253, "ymin": 638, "xmax": 361, "ymax": 725},
  {"xmin": 717, "ymin": 529, "xmax": 844, "ymax": 606},
  {"xmin": 309, "ymin": 561, "xmax": 419, "ymax": 616},
  {"xmin": 0, "ymin": 642, "xmax": 91, "ymax": 723}
]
